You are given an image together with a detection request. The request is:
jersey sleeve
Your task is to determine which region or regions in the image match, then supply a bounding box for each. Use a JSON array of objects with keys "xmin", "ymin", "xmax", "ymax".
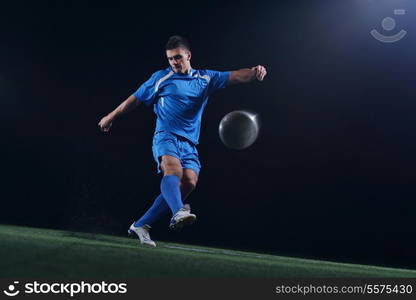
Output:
[
  {"xmin": 205, "ymin": 70, "xmax": 231, "ymax": 95},
  {"xmin": 133, "ymin": 71, "xmax": 162, "ymax": 106}
]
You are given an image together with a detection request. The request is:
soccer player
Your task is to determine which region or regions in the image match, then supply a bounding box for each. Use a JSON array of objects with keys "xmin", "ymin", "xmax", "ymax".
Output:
[{"xmin": 98, "ymin": 36, "xmax": 267, "ymax": 247}]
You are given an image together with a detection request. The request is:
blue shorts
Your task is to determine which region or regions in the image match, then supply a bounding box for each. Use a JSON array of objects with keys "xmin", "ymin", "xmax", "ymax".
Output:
[{"xmin": 152, "ymin": 131, "xmax": 201, "ymax": 175}]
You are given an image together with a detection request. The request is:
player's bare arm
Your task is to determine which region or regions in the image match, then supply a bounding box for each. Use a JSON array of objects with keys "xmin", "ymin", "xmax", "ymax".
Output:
[
  {"xmin": 228, "ymin": 65, "xmax": 267, "ymax": 85},
  {"xmin": 98, "ymin": 94, "xmax": 141, "ymax": 132}
]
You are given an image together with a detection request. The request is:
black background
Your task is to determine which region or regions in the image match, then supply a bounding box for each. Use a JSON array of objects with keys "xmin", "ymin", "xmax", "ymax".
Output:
[{"xmin": 1, "ymin": 0, "xmax": 415, "ymax": 269}]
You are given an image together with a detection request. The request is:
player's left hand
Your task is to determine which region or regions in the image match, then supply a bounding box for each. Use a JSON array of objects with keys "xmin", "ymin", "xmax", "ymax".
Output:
[
  {"xmin": 98, "ymin": 115, "xmax": 113, "ymax": 132},
  {"xmin": 252, "ymin": 65, "xmax": 267, "ymax": 81}
]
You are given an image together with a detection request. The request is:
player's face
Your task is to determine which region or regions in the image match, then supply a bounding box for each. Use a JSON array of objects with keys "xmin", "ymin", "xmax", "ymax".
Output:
[{"xmin": 166, "ymin": 47, "xmax": 191, "ymax": 74}]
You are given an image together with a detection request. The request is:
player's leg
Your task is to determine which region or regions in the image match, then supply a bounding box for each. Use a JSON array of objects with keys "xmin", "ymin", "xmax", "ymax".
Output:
[
  {"xmin": 179, "ymin": 136, "xmax": 201, "ymax": 203},
  {"xmin": 177, "ymin": 169, "xmax": 199, "ymax": 217},
  {"xmin": 181, "ymin": 168, "xmax": 198, "ymax": 201},
  {"xmin": 168, "ymin": 137, "xmax": 201, "ymax": 229},
  {"xmin": 160, "ymin": 154, "xmax": 196, "ymax": 230},
  {"xmin": 132, "ymin": 194, "xmax": 168, "ymax": 227},
  {"xmin": 132, "ymin": 132, "xmax": 181, "ymax": 229},
  {"xmin": 163, "ymin": 157, "xmax": 197, "ymax": 229},
  {"xmin": 160, "ymin": 155, "xmax": 184, "ymax": 214},
  {"xmin": 137, "ymin": 169, "xmax": 197, "ymax": 224},
  {"xmin": 129, "ymin": 132, "xmax": 180, "ymax": 246},
  {"xmin": 132, "ymin": 132, "xmax": 197, "ymax": 236},
  {"xmin": 133, "ymin": 172, "xmax": 198, "ymax": 229}
]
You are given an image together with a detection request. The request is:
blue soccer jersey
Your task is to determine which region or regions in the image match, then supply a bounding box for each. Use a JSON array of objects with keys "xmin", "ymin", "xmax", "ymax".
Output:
[{"xmin": 134, "ymin": 67, "xmax": 230, "ymax": 145}]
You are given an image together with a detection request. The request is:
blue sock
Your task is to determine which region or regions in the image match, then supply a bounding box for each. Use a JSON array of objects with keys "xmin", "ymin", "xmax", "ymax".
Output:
[
  {"xmin": 161, "ymin": 175, "xmax": 183, "ymax": 214},
  {"xmin": 134, "ymin": 194, "xmax": 170, "ymax": 227}
]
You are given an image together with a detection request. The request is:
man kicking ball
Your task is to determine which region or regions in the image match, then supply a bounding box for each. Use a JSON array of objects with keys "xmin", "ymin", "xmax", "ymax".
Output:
[{"xmin": 98, "ymin": 35, "xmax": 267, "ymax": 247}]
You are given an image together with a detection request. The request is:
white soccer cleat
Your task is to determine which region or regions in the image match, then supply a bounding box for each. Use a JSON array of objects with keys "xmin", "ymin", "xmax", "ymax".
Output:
[
  {"xmin": 169, "ymin": 205, "xmax": 196, "ymax": 230},
  {"xmin": 128, "ymin": 223, "xmax": 156, "ymax": 247}
]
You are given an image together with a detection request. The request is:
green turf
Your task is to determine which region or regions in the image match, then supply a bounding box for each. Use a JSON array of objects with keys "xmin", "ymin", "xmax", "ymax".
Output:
[{"xmin": 0, "ymin": 224, "xmax": 415, "ymax": 278}]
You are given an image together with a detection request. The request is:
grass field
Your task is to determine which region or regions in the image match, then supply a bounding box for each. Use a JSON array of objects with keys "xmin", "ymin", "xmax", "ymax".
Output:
[{"xmin": 1, "ymin": 224, "xmax": 415, "ymax": 278}]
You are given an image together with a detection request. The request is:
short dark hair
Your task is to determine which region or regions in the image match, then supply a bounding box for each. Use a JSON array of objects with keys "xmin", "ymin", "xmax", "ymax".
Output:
[{"xmin": 165, "ymin": 35, "xmax": 191, "ymax": 51}]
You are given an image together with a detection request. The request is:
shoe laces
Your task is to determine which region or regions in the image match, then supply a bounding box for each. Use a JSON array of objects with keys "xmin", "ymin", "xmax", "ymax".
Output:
[{"xmin": 141, "ymin": 225, "xmax": 152, "ymax": 240}]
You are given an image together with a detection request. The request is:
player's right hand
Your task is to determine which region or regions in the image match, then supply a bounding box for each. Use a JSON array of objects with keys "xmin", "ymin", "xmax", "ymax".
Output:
[
  {"xmin": 252, "ymin": 65, "xmax": 267, "ymax": 81},
  {"xmin": 98, "ymin": 115, "xmax": 113, "ymax": 132}
]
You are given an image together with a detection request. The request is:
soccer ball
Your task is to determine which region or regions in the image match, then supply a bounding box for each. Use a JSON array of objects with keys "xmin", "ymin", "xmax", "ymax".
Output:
[{"xmin": 218, "ymin": 110, "xmax": 260, "ymax": 150}]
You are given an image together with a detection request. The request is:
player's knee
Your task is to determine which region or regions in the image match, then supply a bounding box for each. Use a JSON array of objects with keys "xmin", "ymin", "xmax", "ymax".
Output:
[
  {"xmin": 161, "ymin": 156, "xmax": 182, "ymax": 177},
  {"xmin": 163, "ymin": 166, "xmax": 182, "ymax": 178}
]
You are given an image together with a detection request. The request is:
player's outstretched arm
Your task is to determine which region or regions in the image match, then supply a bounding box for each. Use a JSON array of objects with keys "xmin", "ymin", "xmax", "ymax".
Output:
[
  {"xmin": 228, "ymin": 65, "xmax": 267, "ymax": 85},
  {"xmin": 98, "ymin": 94, "xmax": 141, "ymax": 132}
]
